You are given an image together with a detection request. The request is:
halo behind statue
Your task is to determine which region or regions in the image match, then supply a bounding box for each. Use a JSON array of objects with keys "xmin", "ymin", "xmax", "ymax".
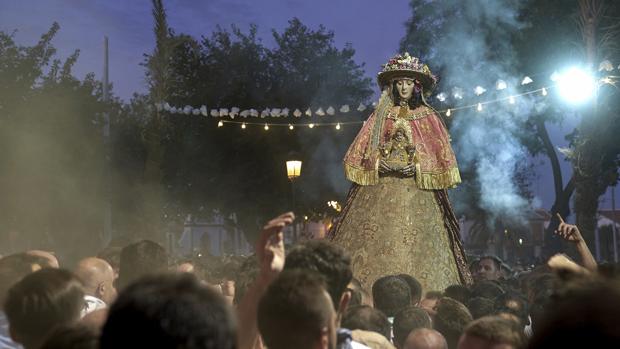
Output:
[{"xmin": 377, "ymin": 52, "xmax": 438, "ymax": 97}]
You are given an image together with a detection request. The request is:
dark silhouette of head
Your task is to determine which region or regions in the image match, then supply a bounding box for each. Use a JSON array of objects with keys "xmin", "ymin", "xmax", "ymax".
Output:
[
  {"xmin": 117, "ymin": 240, "xmax": 168, "ymax": 290},
  {"xmin": 372, "ymin": 275, "xmax": 411, "ymax": 317},
  {"xmin": 398, "ymin": 274, "xmax": 423, "ymax": 305},
  {"xmin": 393, "ymin": 305, "xmax": 432, "ymax": 348},
  {"xmin": 433, "ymin": 297, "xmax": 473, "ymax": 349},
  {"xmin": 342, "ymin": 305, "xmax": 391, "ymax": 341},
  {"xmin": 4, "ymin": 268, "xmax": 84, "ymax": 349},
  {"xmin": 101, "ymin": 272, "xmax": 235, "ymax": 349},
  {"xmin": 285, "ymin": 240, "xmax": 352, "ymax": 312},
  {"xmin": 258, "ymin": 270, "xmax": 337, "ymax": 349}
]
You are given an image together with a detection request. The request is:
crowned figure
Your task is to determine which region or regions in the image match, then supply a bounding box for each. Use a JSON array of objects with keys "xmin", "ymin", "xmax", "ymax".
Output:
[{"xmin": 328, "ymin": 53, "xmax": 473, "ymax": 292}]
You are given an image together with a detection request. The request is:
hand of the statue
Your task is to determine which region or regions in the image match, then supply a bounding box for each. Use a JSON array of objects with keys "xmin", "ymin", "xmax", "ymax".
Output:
[
  {"xmin": 401, "ymin": 164, "xmax": 416, "ymax": 177},
  {"xmin": 379, "ymin": 160, "xmax": 392, "ymax": 174}
]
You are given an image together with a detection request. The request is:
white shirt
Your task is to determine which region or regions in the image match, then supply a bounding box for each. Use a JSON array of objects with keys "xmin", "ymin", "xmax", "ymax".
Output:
[{"xmin": 81, "ymin": 295, "xmax": 107, "ymax": 318}]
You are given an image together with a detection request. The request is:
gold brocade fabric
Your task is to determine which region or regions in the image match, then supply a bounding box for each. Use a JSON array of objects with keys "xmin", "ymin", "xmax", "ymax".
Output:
[{"xmin": 331, "ymin": 175, "xmax": 462, "ymax": 293}]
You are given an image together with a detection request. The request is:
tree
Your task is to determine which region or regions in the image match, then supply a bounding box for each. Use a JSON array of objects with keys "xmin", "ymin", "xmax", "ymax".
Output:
[
  {"xmin": 145, "ymin": 17, "xmax": 372, "ymax": 241},
  {"xmin": 0, "ymin": 24, "xmax": 123, "ymax": 260}
]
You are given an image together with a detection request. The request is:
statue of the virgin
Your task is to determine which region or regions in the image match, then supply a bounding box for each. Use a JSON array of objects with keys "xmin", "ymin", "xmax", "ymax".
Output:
[{"xmin": 328, "ymin": 53, "xmax": 473, "ymax": 292}]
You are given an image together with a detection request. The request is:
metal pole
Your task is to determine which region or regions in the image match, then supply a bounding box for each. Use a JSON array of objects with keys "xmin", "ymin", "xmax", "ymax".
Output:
[
  {"xmin": 102, "ymin": 36, "xmax": 112, "ymax": 246},
  {"xmin": 612, "ymin": 185, "xmax": 618, "ymax": 262}
]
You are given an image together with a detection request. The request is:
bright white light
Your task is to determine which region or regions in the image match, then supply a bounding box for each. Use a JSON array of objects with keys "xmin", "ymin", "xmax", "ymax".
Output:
[
  {"xmin": 557, "ymin": 67, "xmax": 596, "ymax": 104},
  {"xmin": 508, "ymin": 96, "xmax": 516, "ymax": 104},
  {"xmin": 496, "ymin": 80, "xmax": 507, "ymax": 90},
  {"xmin": 474, "ymin": 86, "xmax": 487, "ymax": 96},
  {"xmin": 436, "ymin": 92, "xmax": 447, "ymax": 102}
]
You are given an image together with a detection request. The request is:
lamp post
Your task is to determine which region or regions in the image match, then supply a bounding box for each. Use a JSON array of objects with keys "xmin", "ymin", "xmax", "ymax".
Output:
[
  {"xmin": 286, "ymin": 160, "xmax": 302, "ymax": 209},
  {"xmin": 286, "ymin": 160, "xmax": 302, "ymax": 240}
]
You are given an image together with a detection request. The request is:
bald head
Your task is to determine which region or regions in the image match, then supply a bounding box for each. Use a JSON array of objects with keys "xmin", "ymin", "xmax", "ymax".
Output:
[
  {"xmin": 404, "ymin": 329, "xmax": 448, "ymax": 349},
  {"xmin": 75, "ymin": 258, "xmax": 116, "ymax": 304}
]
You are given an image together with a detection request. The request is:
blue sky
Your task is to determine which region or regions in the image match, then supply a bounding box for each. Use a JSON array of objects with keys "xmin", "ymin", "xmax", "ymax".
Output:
[{"xmin": 1, "ymin": 0, "xmax": 615, "ymax": 214}]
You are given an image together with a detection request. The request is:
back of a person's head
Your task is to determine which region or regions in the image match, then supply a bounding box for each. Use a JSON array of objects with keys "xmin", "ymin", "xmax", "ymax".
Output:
[
  {"xmin": 528, "ymin": 278, "xmax": 620, "ymax": 348},
  {"xmin": 466, "ymin": 297, "xmax": 495, "ymax": 319},
  {"xmin": 398, "ymin": 274, "xmax": 423, "ymax": 304},
  {"xmin": 404, "ymin": 328, "xmax": 448, "ymax": 349},
  {"xmin": 372, "ymin": 275, "xmax": 411, "ymax": 317},
  {"xmin": 433, "ymin": 297, "xmax": 473, "ymax": 349},
  {"xmin": 101, "ymin": 272, "xmax": 235, "ymax": 349},
  {"xmin": 394, "ymin": 305, "xmax": 432, "ymax": 348},
  {"xmin": 494, "ymin": 291, "xmax": 529, "ymax": 327},
  {"xmin": 459, "ymin": 315, "xmax": 524, "ymax": 349},
  {"xmin": 40, "ymin": 324, "xmax": 98, "ymax": 349},
  {"xmin": 4, "ymin": 268, "xmax": 84, "ymax": 349},
  {"xmin": 342, "ymin": 305, "xmax": 391, "ymax": 341},
  {"xmin": 0, "ymin": 252, "xmax": 49, "ymax": 305},
  {"xmin": 97, "ymin": 246, "xmax": 122, "ymax": 273},
  {"xmin": 444, "ymin": 285, "xmax": 472, "ymax": 306},
  {"xmin": 285, "ymin": 240, "xmax": 352, "ymax": 310},
  {"xmin": 471, "ymin": 280, "xmax": 504, "ymax": 300},
  {"xmin": 258, "ymin": 269, "xmax": 335, "ymax": 349},
  {"xmin": 117, "ymin": 240, "xmax": 168, "ymax": 290}
]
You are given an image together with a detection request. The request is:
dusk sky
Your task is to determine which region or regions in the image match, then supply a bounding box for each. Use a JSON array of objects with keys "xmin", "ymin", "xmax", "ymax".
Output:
[{"xmin": 1, "ymin": 0, "xmax": 616, "ymax": 213}]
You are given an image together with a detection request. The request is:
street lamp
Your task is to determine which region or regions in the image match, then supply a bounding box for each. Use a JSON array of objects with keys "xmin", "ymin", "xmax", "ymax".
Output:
[
  {"xmin": 286, "ymin": 160, "xmax": 302, "ymax": 181},
  {"xmin": 286, "ymin": 160, "xmax": 302, "ymax": 241}
]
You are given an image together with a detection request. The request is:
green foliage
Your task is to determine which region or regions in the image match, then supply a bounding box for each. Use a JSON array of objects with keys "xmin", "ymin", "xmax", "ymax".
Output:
[
  {"xmin": 135, "ymin": 17, "xmax": 372, "ymax": 239},
  {"xmin": 0, "ymin": 23, "xmax": 124, "ymax": 258}
]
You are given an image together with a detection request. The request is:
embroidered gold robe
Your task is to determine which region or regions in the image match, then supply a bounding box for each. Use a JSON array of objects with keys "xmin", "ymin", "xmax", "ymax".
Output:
[{"xmin": 329, "ymin": 105, "xmax": 472, "ymax": 292}]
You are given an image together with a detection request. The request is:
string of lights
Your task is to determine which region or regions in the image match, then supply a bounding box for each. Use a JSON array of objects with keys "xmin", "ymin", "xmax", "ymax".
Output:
[{"xmin": 215, "ymin": 85, "xmax": 556, "ymax": 130}]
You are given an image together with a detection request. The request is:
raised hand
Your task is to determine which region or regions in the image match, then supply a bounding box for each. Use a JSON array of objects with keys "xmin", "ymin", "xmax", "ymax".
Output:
[
  {"xmin": 554, "ymin": 213, "xmax": 583, "ymax": 243},
  {"xmin": 256, "ymin": 212, "xmax": 295, "ymax": 282}
]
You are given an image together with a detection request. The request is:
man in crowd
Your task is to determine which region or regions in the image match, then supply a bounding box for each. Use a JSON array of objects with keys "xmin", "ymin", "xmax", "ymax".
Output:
[
  {"xmin": 4, "ymin": 268, "xmax": 84, "ymax": 349},
  {"xmin": 258, "ymin": 270, "xmax": 337, "ymax": 349},
  {"xmin": 473, "ymin": 256, "xmax": 502, "ymax": 282},
  {"xmin": 0, "ymin": 253, "xmax": 52, "ymax": 349},
  {"xmin": 393, "ymin": 306, "xmax": 432, "ymax": 349},
  {"xmin": 100, "ymin": 273, "xmax": 235, "ymax": 349},
  {"xmin": 342, "ymin": 305, "xmax": 391, "ymax": 342},
  {"xmin": 116, "ymin": 240, "xmax": 168, "ymax": 290},
  {"xmin": 419, "ymin": 291, "xmax": 443, "ymax": 318},
  {"xmin": 372, "ymin": 275, "xmax": 411, "ymax": 321},
  {"xmin": 404, "ymin": 329, "xmax": 448, "ymax": 349},
  {"xmin": 73, "ymin": 257, "xmax": 117, "ymax": 317},
  {"xmin": 433, "ymin": 297, "xmax": 473, "ymax": 349},
  {"xmin": 456, "ymin": 316, "xmax": 524, "ymax": 349},
  {"xmin": 397, "ymin": 274, "xmax": 422, "ymax": 306}
]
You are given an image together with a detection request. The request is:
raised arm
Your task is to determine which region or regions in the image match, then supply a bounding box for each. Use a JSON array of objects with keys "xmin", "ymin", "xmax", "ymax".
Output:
[
  {"xmin": 236, "ymin": 212, "xmax": 294, "ymax": 349},
  {"xmin": 554, "ymin": 213, "xmax": 597, "ymax": 272}
]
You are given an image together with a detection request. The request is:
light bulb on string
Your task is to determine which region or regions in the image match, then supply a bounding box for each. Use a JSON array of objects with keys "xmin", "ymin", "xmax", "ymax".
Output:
[
  {"xmin": 335, "ymin": 123, "xmax": 341, "ymax": 130},
  {"xmin": 309, "ymin": 123, "xmax": 315, "ymax": 129},
  {"xmin": 289, "ymin": 124, "xmax": 294, "ymax": 130},
  {"xmin": 509, "ymin": 96, "xmax": 516, "ymax": 104},
  {"xmin": 477, "ymin": 103, "xmax": 483, "ymax": 112},
  {"xmin": 446, "ymin": 109, "xmax": 451, "ymax": 117},
  {"xmin": 241, "ymin": 123, "xmax": 246, "ymax": 129},
  {"xmin": 264, "ymin": 124, "xmax": 269, "ymax": 131},
  {"xmin": 541, "ymin": 88, "xmax": 548, "ymax": 96},
  {"xmin": 217, "ymin": 121, "xmax": 224, "ymax": 127}
]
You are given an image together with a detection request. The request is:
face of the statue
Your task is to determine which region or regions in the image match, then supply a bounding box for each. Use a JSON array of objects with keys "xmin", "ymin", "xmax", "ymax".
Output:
[{"xmin": 396, "ymin": 78, "xmax": 415, "ymax": 101}]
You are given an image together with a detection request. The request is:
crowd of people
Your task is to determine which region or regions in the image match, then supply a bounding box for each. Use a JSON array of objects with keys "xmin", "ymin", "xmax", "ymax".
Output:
[{"xmin": 1, "ymin": 211, "xmax": 619, "ymax": 349}]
